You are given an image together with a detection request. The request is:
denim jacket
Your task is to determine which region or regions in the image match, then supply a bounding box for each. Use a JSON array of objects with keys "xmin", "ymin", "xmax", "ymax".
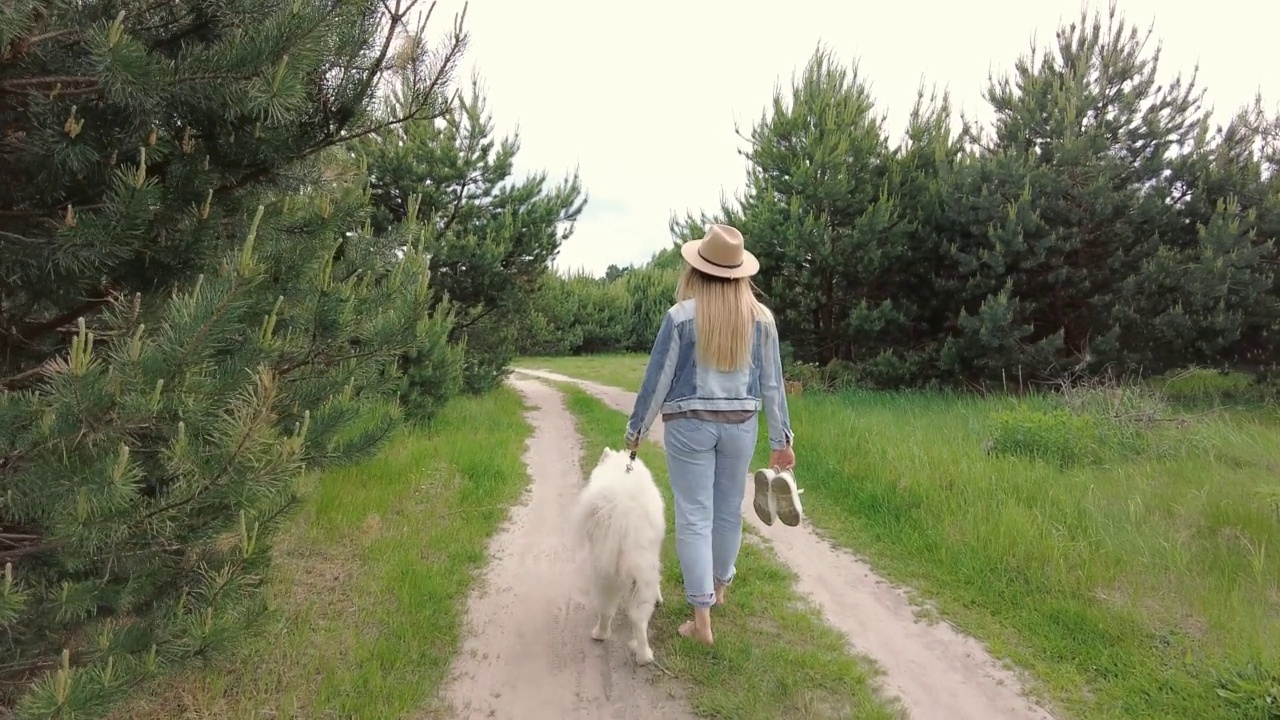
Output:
[{"xmin": 625, "ymin": 298, "xmax": 795, "ymax": 451}]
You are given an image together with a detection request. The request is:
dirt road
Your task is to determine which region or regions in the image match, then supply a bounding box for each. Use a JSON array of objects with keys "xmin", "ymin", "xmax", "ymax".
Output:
[
  {"xmin": 440, "ymin": 377, "xmax": 695, "ymax": 720},
  {"xmin": 511, "ymin": 368, "xmax": 1057, "ymax": 720}
]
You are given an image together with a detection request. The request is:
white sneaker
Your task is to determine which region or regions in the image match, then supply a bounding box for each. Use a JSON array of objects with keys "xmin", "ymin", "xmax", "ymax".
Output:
[
  {"xmin": 752, "ymin": 468, "xmax": 777, "ymax": 526},
  {"xmin": 770, "ymin": 470, "xmax": 804, "ymax": 527}
]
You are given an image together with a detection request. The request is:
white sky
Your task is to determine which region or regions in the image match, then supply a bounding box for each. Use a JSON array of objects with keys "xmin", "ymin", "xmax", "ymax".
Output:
[{"xmin": 421, "ymin": 0, "xmax": 1278, "ymax": 276}]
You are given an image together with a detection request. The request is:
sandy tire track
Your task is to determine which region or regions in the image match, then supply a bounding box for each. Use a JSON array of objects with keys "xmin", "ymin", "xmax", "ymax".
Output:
[
  {"xmin": 440, "ymin": 377, "xmax": 695, "ymax": 720},
  {"xmin": 513, "ymin": 367, "xmax": 1058, "ymax": 720}
]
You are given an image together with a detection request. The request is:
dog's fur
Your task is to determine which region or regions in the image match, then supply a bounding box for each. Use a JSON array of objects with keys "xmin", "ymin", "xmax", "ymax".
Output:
[{"xmin": 572, "ymin": 447, "xmax": 665, "ymax": 665}]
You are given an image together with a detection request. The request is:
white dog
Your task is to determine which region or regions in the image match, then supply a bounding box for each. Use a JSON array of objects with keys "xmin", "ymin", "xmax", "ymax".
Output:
[{"xmin": 572, "ymin": 447, "xmax": 665, "ymax": 665}]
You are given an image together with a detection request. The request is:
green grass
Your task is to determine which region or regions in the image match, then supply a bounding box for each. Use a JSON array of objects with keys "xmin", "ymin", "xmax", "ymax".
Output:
[
  {"xmin": 560, "ymin": 385, "xmax": 901, "ymax": 720},
  {"xmin": 116, "ymin": 389, "xmax": 533, "ymax": 720},
  {"xmin": 519, "ymin": 353, "xmax": 647, "ymax": 391},
  {"xmin": 793, "ymin": 392, "xmax": 1280, "ymax": 720},
  {"xmin": 541, "ymin": 353, "xmax": 1280, "ymax": 720},
  {"xmin": 1154, "ymin": 367, "xmax": 1280, "ymax": 408}
]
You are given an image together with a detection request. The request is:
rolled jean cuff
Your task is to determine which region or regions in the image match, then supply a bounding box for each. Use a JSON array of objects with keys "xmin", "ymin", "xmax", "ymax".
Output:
[
  {"xmin": 714, "ymin": 573, "xmax": 734, "ymax": 588},
  {"xmin": 687, "ymin": 591, "xmax": 716, "ymax": 608}
]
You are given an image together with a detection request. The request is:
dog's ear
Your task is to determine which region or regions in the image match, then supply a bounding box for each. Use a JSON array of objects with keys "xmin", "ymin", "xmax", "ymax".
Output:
[{"xmin": 599, "ymin": 447, "xmax": 612, "ymax": 465}]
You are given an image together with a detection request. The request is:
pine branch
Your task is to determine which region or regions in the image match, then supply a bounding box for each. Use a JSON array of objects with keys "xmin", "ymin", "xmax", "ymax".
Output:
[
  {"xmin": 136, "ymin": 370, "xmax": 281, "ymax": 525},
  {"xmin": 3, "ymin": 28, "xmax": 81, "ymax": 61},
  {"xmin": 0, "ymin": 75, "xmax": 97, "ymax": 89},
  {"xmin": 0, "ymin": 539, "xmax": 60, "ymax": 563},
  {"xmin": 324, "ymin": 89, "xmax": 458, "ymax": 148},
  {"xmin": 0, "ymin": 72, "xmax": 256, "ymax": 99},
  {"xmin": 145, "ymin": 14, "xmax": 216, "ymax": 53},
  {"xmin": 453, "ymin": 302, "xmax": 500, "ymax": 331},
  {"xmin": 25, "ymin": 29, "xmax": 78, "ymax": 46},
  {"xmin": 0, "ymin": 204, "xmax": 105, "ymax": 218},
  {"xmin": 280, "ymin": 345, "xmax": 412, "ymax": 376},
  {"xmin": 0, "ymin": 655, "xmax": 60, "ymax": 679},
  {"xmin": 340, "ymin": 421, "xmax": 396, "ymax": 459},
  {"xmin": 0, "ymin": 230, "xmax": 42, "ymax": 245},
  {"xmin": 440, "ymin": 169, "xmax": 478, "ymax": 236},
  {"xmin": 325, "ymin": 3, "xmax": 468, "ymax": 147},
  {"xmin": 194, "ymin": 7, "xmax": 467, "ymax": 201},
  {"xmin": 8, "ymin": 295, "xmax": 111, "ymax": 344},
  {"xmin": 346, "ymin": 0, "xmax": 422, "ymax": 123}
]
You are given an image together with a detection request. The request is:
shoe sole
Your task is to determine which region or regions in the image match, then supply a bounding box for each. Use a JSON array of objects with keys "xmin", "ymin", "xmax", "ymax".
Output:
[
  {"xmin": 752, "ymin": 469, "xmax": 775, "ymax": 526},
  {"xmin": 770, "ymin": 473, "xmax": 803, "ymax": 527}
]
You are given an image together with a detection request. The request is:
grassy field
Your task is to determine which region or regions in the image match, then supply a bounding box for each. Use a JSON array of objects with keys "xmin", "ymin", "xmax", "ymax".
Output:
[
  {"xmin": 529, "ymin": 354, "xmax": 1280, "ymax": 720},
  {"xmin": 560, "ymin": 386, "xmax": 901, "ymax": 720},
  {"xmin": 520, "ymin": 353, "xmax": 646, "ymax": 391},
  {"xmin": 116, "ymin": 389, "xmax": 533, "ymax": 720}
]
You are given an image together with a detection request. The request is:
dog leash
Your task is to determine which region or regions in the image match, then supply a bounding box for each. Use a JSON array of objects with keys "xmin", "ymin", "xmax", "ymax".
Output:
[{"xmin": 625, "ymin": 449, "xmax": 637, "ymax": 473}]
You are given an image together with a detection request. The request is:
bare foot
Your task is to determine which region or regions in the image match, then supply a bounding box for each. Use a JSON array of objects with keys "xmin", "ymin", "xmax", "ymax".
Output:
[
  {"xmin": 678, "ymin": 619, "xmax": 714, "ymax": 646},
  {"xmin": 714, "ymin": 585, "xmax": 728, "ymax": 606}
]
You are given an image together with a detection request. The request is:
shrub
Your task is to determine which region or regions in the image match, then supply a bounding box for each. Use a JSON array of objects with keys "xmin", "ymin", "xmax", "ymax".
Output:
[
  {"xmin": 785, "ymin": 359, "xmax": 861, "ymax": 393},
  {"xmin": 1156, "ymin": 368, "xmax": 1279, "ymax": 406},
  {"xmin": 988, "ymin": 405, "xmax": 1112, "ymax": 466},
  {"xmin": 988, "ymin": 380, "xmax": 1167, "ymax": 466}
]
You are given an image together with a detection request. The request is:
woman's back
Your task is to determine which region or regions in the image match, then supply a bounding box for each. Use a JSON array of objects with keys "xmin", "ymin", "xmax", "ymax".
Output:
[
  {"xmin": 628, "ymin": 294, "xmax": 792, "ymax": 455},
  {"xmin": 662, "ymin": 297, "xmax": 771, "ymax": 405},
  {"xmin": 675, "ymin": 268, "xmax": 770, "ymax": 374}
]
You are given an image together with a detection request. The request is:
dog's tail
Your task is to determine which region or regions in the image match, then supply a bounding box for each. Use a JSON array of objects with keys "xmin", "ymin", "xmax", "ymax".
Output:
[{"xmin": 572, "ymin": 493, "xmax": 639, "ymax": 586}]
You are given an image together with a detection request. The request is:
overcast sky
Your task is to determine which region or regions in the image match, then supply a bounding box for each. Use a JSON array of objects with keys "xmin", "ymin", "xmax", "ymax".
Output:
[{"xmin": 420, "ymin": 0, "xmax": 1278, "ymax": 276}]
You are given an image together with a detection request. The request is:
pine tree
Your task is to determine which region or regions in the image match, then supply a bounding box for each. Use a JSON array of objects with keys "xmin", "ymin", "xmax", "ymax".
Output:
[
  {"xmin": 359, "ymin": 80, "xmax": 586, "ymax": 398},
  {"xmin": 619, "ymin": 265, "xmax": 680, "ymax": 352},
  {"xmin": 953, "ymin": 3, "xmax": 1280, "ymax": 379},
  {"xmin": 0, "ymin": 0, "xmax": 466, "ymax": 375},
  {"xmin": 970, "ymin": 3, "xmax": 1206, "ymax": 372},
  {"xmin": 1114, "ymin": 103, "xmax": 1280, "ymax": 372},
  {"xmin": 515, "ymin": 270, "xmax": 588, "ymax": 357},
  {"xmin": 668, "ymin": 7, "xmax": 1279, "ymax": 386},
  {"xmin": 869, "ymin": 87, "xmax": 970, "ymax": 385},
  {"xmin": 675, "ymin": 48, "xmax": 918, "ymax": 372},
  {"xmin": 0, "ymin": 0, "xmax": 468, "ymax": 715}
]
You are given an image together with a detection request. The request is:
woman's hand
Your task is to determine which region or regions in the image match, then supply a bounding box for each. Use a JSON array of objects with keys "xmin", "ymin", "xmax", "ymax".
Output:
[{"xmin": 770, "ymin": 445, "xmax": 795, "ymax": 471}]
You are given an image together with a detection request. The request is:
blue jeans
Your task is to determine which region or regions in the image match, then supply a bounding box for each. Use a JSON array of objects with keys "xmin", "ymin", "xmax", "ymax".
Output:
[{"xmin": 664, "ymin": 417, "xmax": 758, "ymax": 608}]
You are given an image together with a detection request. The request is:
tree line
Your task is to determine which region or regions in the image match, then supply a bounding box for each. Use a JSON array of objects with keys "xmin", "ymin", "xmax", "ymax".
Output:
[
  {"xmin": 526, "ymin": 6, "xmax": 1279, "ymax": 389},
  {"xmin": 0, "ymin": 1, "xmax": 579, "ymax": 716}
]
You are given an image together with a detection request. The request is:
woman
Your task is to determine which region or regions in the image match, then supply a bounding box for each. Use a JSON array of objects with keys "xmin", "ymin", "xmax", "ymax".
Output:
[{"xmin": 624, "ymin": 223, "xmax": 798, "ymax": 646}]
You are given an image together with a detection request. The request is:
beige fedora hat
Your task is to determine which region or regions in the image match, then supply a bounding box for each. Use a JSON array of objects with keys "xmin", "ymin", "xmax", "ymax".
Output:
[{"xmin": 680, "ymin": 224, "xmax": 760, "ymax": 279}]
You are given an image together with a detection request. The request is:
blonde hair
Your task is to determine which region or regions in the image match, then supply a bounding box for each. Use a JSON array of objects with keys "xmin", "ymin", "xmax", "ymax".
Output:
[{"xmin": 676, "ymin": 266, "xmax": 774, "ymax": 372}]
